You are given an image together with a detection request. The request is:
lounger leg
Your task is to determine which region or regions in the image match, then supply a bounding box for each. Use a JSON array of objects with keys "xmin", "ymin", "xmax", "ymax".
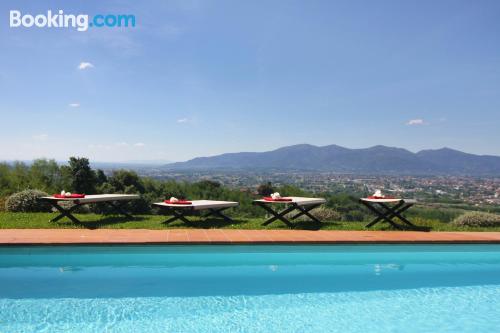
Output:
[
  {"xmin": 293, "ymin": 205, "xmax": 322, "ymax": 224},
  {"xmin": 290, "ymin": 204, "xmax": 322, "ymax": 221},
  {"xmin": 256, "ymin": 204, "xmax": 296, "ymax": 227},
  {"xmin": 205, "ymin": 208, "xmax": 235, "ymax": 223},
  {"xmin": 106, "ymin": 201, "xmax": 134, "ymax": 219},
  {"xmin": 379, "ymin": 203, "xmax": 416, "ymax": 227},
  {"xmin": 163, "ymin": 215, "xmax": 180, "ymax": 224},
  {"xmin": 363, "ymin": 201, "xmax": 405, "ymax": 228},
  {"xmin": 361, "ymin": 201, "xmax": 403, "ymax": 230},
  {"xmin": 161, "ymin": 208, "xmax": 193, "ymax": 226},
  {"xmin": 49, "ymin": 202, "xmax": 82, "ymax": 224}
]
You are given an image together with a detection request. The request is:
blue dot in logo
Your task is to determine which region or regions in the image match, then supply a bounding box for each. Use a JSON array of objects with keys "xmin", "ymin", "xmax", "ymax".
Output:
[{"xmin": 89, "ymin": 22, "xmax": 93, "ymax": 27}]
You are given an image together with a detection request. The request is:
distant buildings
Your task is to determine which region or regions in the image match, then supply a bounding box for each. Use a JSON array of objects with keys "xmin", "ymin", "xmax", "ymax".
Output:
[{"xmin": 104, "ymin": 165, "xmax": 500, "ymax": 206}]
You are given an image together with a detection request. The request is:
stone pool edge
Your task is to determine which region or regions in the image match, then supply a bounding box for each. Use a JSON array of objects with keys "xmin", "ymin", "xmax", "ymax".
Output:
[{"xmin": 1, "ymin": 229, "xmax": 500, "ymax": 245}]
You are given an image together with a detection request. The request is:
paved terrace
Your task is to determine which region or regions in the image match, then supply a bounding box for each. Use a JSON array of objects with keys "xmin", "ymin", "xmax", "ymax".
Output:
[{"xmin": 1, "ymin": 229, "xmax": 500, "ymax": 244}]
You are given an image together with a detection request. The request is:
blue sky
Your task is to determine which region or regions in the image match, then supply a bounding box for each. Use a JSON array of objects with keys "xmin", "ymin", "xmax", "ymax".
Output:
[{"xmin": 1, "ymin": 0, "xmax": 499, "ymax": 162}]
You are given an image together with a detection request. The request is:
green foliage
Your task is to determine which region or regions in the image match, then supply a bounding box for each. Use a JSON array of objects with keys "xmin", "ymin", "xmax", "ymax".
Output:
[
  {"xmin": 290, "ymin": 207, "xmax": 341, "ymax": 222},
  {"xmin": 326, "ymin": 194, "xmax": 369, "ymax": 221},
  {"xmin": 5, "ymin": 190, "xmax": 51, "ymax": 212},
  {"xmin": 0, "ymin": 197, "xmax": 7, "ymax": 212},
  {"xmin": 0, "ymin": 160, "xmax": 71, "ymax": 196},
  {"xmin": 92, "ymin": 170, "xmax": 150, "ymax": 214},
  {"xmin": 313, "ymin": 207, "xmax": 342, "ymax": 222},
  {"xmin": 451, "ymin": 212, "xmax": 500, "ymax": 227},
  {"xmin": 66, "ymin": 157, "xmax": 97, "ymax": 194},
  {"xmin": 57, "ymin": 200, "xmax": 91, "ymax": 214},
  {"xmin": 277, "ymin": 184, "xmax": 308, "ymax": 197},
  {"xmin": 7, "ymin": 162, "xmax": 31, "ymax": 193},
  {"xmin": 257, "ymin": 182, "xmax": 274, "ymax": 196},
  {"xmin": 95, "ymin": 169, "xmax": 108, "ymax": 185},
  {"xmin": 0, "ymin": 163, "xmax": 11, "ymax": 193},
  {"xmin": 29, "ymin": 159, "xmax": 66, "ymax": 193},
  {"xmin": 107, "ymin": 170, "xmax": 145, "ymax": 193},
  {"xmin": 406, "ymin": 206, "xmax": 461, "ymax": 223},
  {"xmin": 0, "ymin": 158, "xmax": 497, "ymax": 225}
]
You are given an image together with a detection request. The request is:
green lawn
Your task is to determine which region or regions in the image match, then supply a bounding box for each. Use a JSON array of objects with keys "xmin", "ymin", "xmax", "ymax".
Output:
[{"xmin": 1, "ymin": 211, "xmax": 500, "ymax": 232}]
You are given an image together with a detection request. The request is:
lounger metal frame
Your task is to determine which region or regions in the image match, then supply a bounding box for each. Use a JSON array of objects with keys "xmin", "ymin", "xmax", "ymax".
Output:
[
  {"xmin": 359, "ymin": 198, "xmax": 418, "ymax": 230},
  {"xmin": 153, "ymin": 202, "xmax": 237, "ymax": 226},
  {"xmin": 39, "ymin": 195, "xmax": 139, "ymax": 224},
  {"xmin": 253, "ymin": 198, "xmax": 325, "ymax": 228}
]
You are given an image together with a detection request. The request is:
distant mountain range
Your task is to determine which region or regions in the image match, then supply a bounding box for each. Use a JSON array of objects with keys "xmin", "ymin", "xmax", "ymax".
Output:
[{"xmin": 165, "ymin": 144, "xmax": 500, "ymax": 175}]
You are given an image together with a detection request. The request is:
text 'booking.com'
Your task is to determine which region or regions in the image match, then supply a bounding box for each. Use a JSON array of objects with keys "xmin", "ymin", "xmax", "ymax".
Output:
[{"xmin": 9, "ymin": 10, "xmax": 136, "ymax": 32}]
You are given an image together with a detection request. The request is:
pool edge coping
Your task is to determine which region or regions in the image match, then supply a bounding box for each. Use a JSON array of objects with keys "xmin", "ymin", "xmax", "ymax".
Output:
[{"xmin": 2, "ymin": 229, "xmax": 500, "ymax": 245}]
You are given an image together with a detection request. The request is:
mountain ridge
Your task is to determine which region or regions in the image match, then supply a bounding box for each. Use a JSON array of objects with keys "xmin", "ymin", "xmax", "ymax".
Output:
[{"xmin": 165, "ymin": 144, "xmax": 500, "ymax": 175}]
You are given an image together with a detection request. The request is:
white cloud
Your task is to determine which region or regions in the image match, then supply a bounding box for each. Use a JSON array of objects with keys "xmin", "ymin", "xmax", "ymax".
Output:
[
  {"xmin": 32, "ymin": 134, "xmax": 48, "ymax": 141},
  {"xmin": 116, "ymin": 142, "xmax": 129, "ymax": 147},
  {"xmin": 133, "ymin": 142, "xmax": 145, "ymax": 147},
  {"xmin": 68, "ymin": 103, "xmax": 80, "ymax": 108},
  {"xmin": 406, "ymin": 119, "xmax": 425, "ymax": 126},
  {"xmin": 177, "ymin": 118, "xmax": 189, "ymax": 123},
  {"xmin": 78, "ymin": 62, "xmax": 94, "ymax": 70}
]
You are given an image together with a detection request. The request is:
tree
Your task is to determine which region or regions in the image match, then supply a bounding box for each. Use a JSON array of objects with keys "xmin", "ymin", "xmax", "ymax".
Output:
[
  {"xmin": 92, "ymin": 170, "xmax": 149, "ymax": 214},
  {"xmin": 108, "ymin": 170, "xmax": 145, "ymax": 193},
  {"xmin": 257, "ymin": 182, "xmax": 274, "ymax": 196},
  {"xmin": 0, "ymin": 163, "xmax": 12, "ymax": 195},
  {"xmin": 66, "ymin": 157, "xmax": 96, "ymax": 194},
  {"xmin": 29, "ymin": 159, "xmax": 67, "ymax": 193},
  {"xmin": 95, "ymin": 169, "xmax": 108, "ymax": 185},
  {"xmin": 10, "ymin": 162, "xmax": 30, "ymax": 193},
  {"xmin": 197, "ymin": 180, "xmax": 221, "ymax": 189}
]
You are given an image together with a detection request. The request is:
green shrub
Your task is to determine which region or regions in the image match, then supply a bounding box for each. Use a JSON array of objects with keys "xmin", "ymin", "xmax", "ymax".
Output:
[
  {"xmin": 312, "ymin": 207, "xmax": 342, "ymax": 222},
  {"xmin": 451, "ymin": 211, "xmax": 500, "ymax": 227},
  {"xmin": 289, "ymin": 207, "xmax": 342, "ymax": 222},
  {"xmin": 5, "ymin": 190, "xmax": 51, "ymax": 212},
  {"xmin": 341, "ymin": 210, "xmax": 367, "ymax": 222},
  {"xmin": 0, "ymin": 197, "xmax": 6, "ymax": 212},
  {"xmin": 57, "ymin": 200, "xmax": 91, "ymax": 214}
]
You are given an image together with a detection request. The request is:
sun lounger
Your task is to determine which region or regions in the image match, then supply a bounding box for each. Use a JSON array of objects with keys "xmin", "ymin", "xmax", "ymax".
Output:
[
  {"xmin": 359, "ymin": 197, "xmax": 419, "ymax": 229},
  {"xmin": 39, "ymin": 194, "xmax": 140, "ymax": 223},
  {"xmin": 253, "ymin": 196, "xmax": 326, "ymax": 227},
  {"xmin": 153, "ymin": 200, "xmax": 239, "ymax": 226}
]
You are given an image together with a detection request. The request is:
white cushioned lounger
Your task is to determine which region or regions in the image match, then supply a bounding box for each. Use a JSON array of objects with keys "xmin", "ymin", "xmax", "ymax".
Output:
[
  {"xmin": 253, "ymin": 196, "xmax": 326, "ymax": 227},
  {"xmin": 153, "ymin": 200, "xmax": 239, "ymax": 225},
  {"xmin": 39, "ymin": 194, "xmax": 140, "ymax": 223}
]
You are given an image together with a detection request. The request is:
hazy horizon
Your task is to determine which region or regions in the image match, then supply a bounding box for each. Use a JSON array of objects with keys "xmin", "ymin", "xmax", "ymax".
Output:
[{"xmin": 2, "ymin": 142, "xmax": 500, "ymax": 165}]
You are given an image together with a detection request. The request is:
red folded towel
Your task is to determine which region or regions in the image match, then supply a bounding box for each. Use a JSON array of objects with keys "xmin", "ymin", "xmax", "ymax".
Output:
[
  {"xmin": 53, "ymin": 194, "xmax": 86, "ymax": 199},
  {"xmin": 263, "ymin": 197, "xmax": 292, "ymax": 202},
  {"xmin": 367, "ymin": 195, "xmax": 396, "ymax": 199},
  {"xmin": 164, "ymin": 200, "xmax": 192, "ymax": 205}
]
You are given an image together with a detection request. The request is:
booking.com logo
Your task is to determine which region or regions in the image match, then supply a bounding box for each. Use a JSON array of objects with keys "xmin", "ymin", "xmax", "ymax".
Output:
[{"xmin": 9, "ymin": 10, "xmax": 136, "ymax": 32}]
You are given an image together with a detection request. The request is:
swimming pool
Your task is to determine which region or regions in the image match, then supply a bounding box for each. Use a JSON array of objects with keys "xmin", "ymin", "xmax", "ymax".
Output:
[{"xmin": 1, "ymin": 244, "xmax": 499, "ymax": 333}]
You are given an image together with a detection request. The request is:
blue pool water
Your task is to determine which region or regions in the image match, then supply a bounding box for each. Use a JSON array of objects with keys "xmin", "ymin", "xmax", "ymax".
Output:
[{"xmin": 1, "ymin": 245, "xmax": 500, "ymax": 333}]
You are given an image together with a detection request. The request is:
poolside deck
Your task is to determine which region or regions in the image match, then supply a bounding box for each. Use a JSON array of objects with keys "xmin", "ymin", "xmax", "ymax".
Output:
[{"xmin": 1, "ymin": 229, "xmax": 500, "ymax": 245}]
